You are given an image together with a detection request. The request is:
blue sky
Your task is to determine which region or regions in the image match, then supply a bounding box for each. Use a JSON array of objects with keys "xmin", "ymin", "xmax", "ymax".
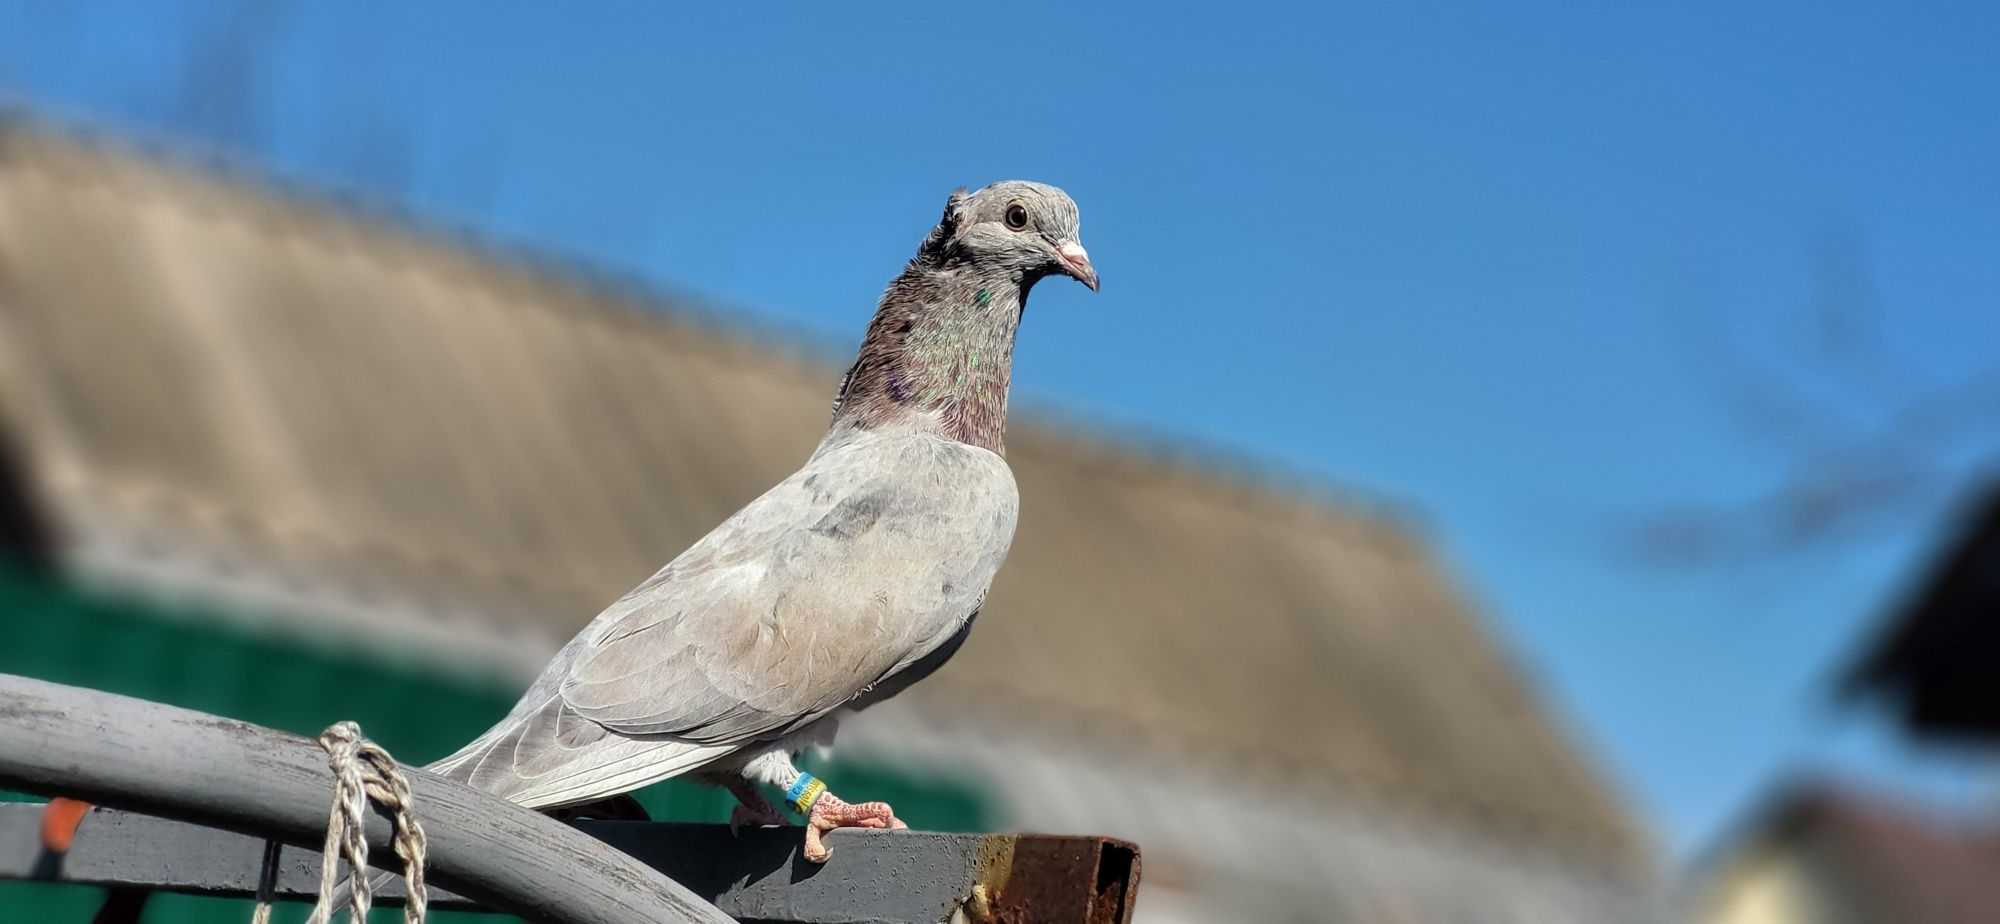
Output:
[{"xmin": 7, "ymin": 2, "xmax": 1998, "ymax": 858}]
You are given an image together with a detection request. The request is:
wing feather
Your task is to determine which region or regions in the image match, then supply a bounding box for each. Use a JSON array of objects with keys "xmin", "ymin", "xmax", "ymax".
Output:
[
  {"xmin": 428, "ymin": 427, "xmax": 1017, "ymax": 807},
  {"xmin": 562, "ymin": 429, "xmax": 1017, "ymax": 742}
]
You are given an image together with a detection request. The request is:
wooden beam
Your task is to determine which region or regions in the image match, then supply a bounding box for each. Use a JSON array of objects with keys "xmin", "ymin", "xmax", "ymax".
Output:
[
  {"xmin": 0, "ymin": 673, "xmax": 1141, "ymax": 923},
  {"xmin": 0, "ymin": 805, "xmax": 1141, "ymax": 924},
  {"xmin": 0, "ymin": 673, "xmax": 728, "ymax": 923}
]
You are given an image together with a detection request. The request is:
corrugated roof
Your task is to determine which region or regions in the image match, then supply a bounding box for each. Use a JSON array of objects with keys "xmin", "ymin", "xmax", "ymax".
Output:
[{"xmin": 0, "ymin": 120, "xmax": 1649, "ymax": 870}]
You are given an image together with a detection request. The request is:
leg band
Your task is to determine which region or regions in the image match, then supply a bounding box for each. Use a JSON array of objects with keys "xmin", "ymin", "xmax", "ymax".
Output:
[{"xmin": 786, "ymin": 773, "xmax": 827, "ymax": 814}]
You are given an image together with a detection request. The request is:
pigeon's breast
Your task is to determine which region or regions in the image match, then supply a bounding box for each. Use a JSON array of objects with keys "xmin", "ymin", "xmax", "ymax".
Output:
[
  {"xmin": 808, "ymin": 426, "xmax": 1020, "ymax": 582},
  {"xmin": 803, "ymin": 427, "xmax": 1019, "ymax": 636}
]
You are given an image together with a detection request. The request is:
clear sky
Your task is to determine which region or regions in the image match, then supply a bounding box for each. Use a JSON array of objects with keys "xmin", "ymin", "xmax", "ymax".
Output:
[{"xmin": 7, "ymin": 1, "xmax": 1998, "ymax": 859}]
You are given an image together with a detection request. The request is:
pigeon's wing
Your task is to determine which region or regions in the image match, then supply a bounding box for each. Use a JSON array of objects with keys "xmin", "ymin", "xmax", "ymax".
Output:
[
  {"xmin": 430, "ymin": 428, "xmax": 1016, "ymax": 808},
  {"xmin": 562, "ymin": 429, "xmax": 1018, "ymax": 741},
  {"xmin": 427, "ymin": 689, "xmax": 736, "ymax": 807}
]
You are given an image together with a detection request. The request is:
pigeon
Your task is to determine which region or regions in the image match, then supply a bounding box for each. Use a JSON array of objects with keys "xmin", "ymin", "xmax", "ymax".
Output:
[{"xmin": 427, "ymin": 181, "xmax": 1097, "ymax": 861}]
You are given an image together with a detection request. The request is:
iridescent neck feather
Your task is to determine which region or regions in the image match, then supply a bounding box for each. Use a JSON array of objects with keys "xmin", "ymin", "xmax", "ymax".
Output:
[{"xmin": 829, "ymin": 257, "xmax": 1036, "ymax": 454}]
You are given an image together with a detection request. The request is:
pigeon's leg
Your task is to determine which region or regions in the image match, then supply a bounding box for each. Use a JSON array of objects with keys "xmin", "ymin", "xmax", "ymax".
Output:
[
  {"xmin": 798, "ymin": 789, "xmax": 907, "ymax": 863},
  {"xmin": 743, "ymin": 750, "xmax": 906, "ymax": 862},
  {"xmin": 723, "ymin": 777, "xmax": 786, "ymax": 833}
]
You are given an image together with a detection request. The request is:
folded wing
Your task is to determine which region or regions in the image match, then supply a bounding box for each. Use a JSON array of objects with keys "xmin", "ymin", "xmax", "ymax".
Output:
[{"xmin": 430, "ymin": 428, "xmax": 1018, "ymax": 807}]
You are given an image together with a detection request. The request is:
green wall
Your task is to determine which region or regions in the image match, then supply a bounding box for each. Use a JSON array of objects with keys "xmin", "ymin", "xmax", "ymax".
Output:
[{"xmin": 0, "ymin": 567, "xmax": 990, "ymax": 922}]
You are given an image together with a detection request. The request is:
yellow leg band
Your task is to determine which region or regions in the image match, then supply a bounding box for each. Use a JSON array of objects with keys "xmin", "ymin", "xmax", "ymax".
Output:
[{"xmin": 789, "ymin": 776, "xmax": 827, "ymax": 814}]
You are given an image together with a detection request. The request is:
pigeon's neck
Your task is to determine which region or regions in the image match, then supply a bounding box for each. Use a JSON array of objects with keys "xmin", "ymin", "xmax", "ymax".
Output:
[{"xmin": 829, "ymin": 261, "xmax": 1030, "ymax": 454}]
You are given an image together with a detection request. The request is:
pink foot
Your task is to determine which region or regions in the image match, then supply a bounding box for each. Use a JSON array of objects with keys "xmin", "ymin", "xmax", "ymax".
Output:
[
  {"xmin": 803, "ymin": 793, "xmax": 907, "ymax": 862},
  {"xmin": 730, "ymin": 801, "xmax": 787, "ymax": 834},
  {"xmin": 726, "ymin": 780, "xmax": 787, "ymax": 835}
]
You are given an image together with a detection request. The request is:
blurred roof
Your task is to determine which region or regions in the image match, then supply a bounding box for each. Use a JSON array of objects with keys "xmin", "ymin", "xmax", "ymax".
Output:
[
  {"xmin": 1845, "ymin": 482, "xmax": 2000, "ymax": 742},
  {"xmin": 1697, "ymin": 782, "xmax": 2000, "ymax": 923},
  {"xmin": 0, "ymin": 119, "xmax": 1648, "ymax": 870}
]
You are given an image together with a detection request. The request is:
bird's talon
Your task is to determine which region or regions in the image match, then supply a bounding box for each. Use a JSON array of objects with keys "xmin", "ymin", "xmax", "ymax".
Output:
[
  {"xmin": 729, "ymin": 802, "xmax": 786, "ymax": 835},
  {"xmin": 801, "ymin": 794, "xmax": 902, "ymax": 863}
]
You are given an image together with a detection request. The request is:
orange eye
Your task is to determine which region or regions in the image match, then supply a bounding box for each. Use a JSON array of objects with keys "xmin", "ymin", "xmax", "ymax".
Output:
[{"xmin": 1004, "ymin": 203, "xmax": 1029, "ymax": 231}]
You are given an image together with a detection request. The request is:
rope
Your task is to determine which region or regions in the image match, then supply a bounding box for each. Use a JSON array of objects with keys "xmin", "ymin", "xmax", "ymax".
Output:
[
  {"xmin": 250, "ymin": 838, "xmax": 280, "ymax": 924},
  {"xmin": 253, "ymin": 721, "xmax": 429, "ymax": 924}
]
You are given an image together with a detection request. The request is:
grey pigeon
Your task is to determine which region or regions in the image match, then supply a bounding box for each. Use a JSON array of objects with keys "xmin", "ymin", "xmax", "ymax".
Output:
[{"xmin": 428, "ymin": 181, "xmax": 1096, "ymax": 861}]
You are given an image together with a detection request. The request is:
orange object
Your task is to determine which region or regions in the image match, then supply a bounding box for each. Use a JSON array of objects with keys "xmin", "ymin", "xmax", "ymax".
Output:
[{"xmin": 40, "ymin": 797, "xmax": 91, "ymax": 853}]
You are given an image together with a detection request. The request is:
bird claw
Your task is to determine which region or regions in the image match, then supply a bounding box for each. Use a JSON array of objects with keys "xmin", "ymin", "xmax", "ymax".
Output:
[
  {"xmin": 723, "ymin": 777, "xmax": 788, "ymax": 835},
  {"xmin": 729, "ymin": 802, "xmax": 787, "ymax": 835},
  {"xmin": 802, "ymin": 796, "xmax": 904, "ymax": 862}
]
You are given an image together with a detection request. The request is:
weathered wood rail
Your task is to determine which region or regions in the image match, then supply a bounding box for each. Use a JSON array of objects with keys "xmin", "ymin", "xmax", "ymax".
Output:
[
  {"xmin": 0, "ymin": 805, "xmax": 1138, "ymax": 923},
  {"xmin": 0, "ymin": 674, "xmax": 1139, "ymax": 923}
]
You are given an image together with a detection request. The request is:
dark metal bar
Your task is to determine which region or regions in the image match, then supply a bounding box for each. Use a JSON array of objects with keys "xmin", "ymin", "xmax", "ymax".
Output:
[
  {"xmin": 0, "ymin": 804, "xmax": 1141, "ymax": 924},
  {"xmin": 0, "ymin": 673, "xmax": 729, "ymax": 924}
]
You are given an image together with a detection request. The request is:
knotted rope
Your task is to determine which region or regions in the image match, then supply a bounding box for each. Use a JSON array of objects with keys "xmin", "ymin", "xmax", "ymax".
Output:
[{"xmin": 252, "ymin": 721, "xmax": 429, "ymax": 924}]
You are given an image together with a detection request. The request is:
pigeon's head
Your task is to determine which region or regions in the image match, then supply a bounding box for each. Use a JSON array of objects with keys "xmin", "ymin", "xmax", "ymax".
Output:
[{"xmin": 925, "ymin": 181, "xmax": 1097, "ymax": 292}]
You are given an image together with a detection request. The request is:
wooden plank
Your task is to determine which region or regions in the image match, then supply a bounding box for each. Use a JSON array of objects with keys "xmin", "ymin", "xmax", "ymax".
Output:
[
  {"xmin": 0, "ymin": 805, "xmax": 1141, "ymax": 924},
  {"xmin": 0, "ymin": 673, "xmax": 729, "ymax": 924}
]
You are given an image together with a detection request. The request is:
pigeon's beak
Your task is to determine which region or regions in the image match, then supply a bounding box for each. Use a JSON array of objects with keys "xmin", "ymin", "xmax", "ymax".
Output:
[{"xmin": 1055, "ymin": 240, "xmax": 1099, "ymax": 292}]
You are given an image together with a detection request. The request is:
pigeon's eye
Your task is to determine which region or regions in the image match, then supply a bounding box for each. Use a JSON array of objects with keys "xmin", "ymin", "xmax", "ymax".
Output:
[{"xmin": 1004, "ymin": 203, "xmax": 1029, "ymax": 231}]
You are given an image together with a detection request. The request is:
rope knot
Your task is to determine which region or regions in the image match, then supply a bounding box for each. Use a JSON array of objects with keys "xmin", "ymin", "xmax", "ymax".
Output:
[{"xmin": 254, "ymin": 721, "xmax": 429, "ymax": 923}]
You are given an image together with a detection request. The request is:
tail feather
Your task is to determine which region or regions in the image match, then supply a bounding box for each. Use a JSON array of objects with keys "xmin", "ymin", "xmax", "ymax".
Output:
[
  {"xmin": 309, "ymin": 694, "xmax": 734, "ymax": 914},
  {"xmin": 316, "ymin": 868, "xmax": 398, "ymax": 922}
]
